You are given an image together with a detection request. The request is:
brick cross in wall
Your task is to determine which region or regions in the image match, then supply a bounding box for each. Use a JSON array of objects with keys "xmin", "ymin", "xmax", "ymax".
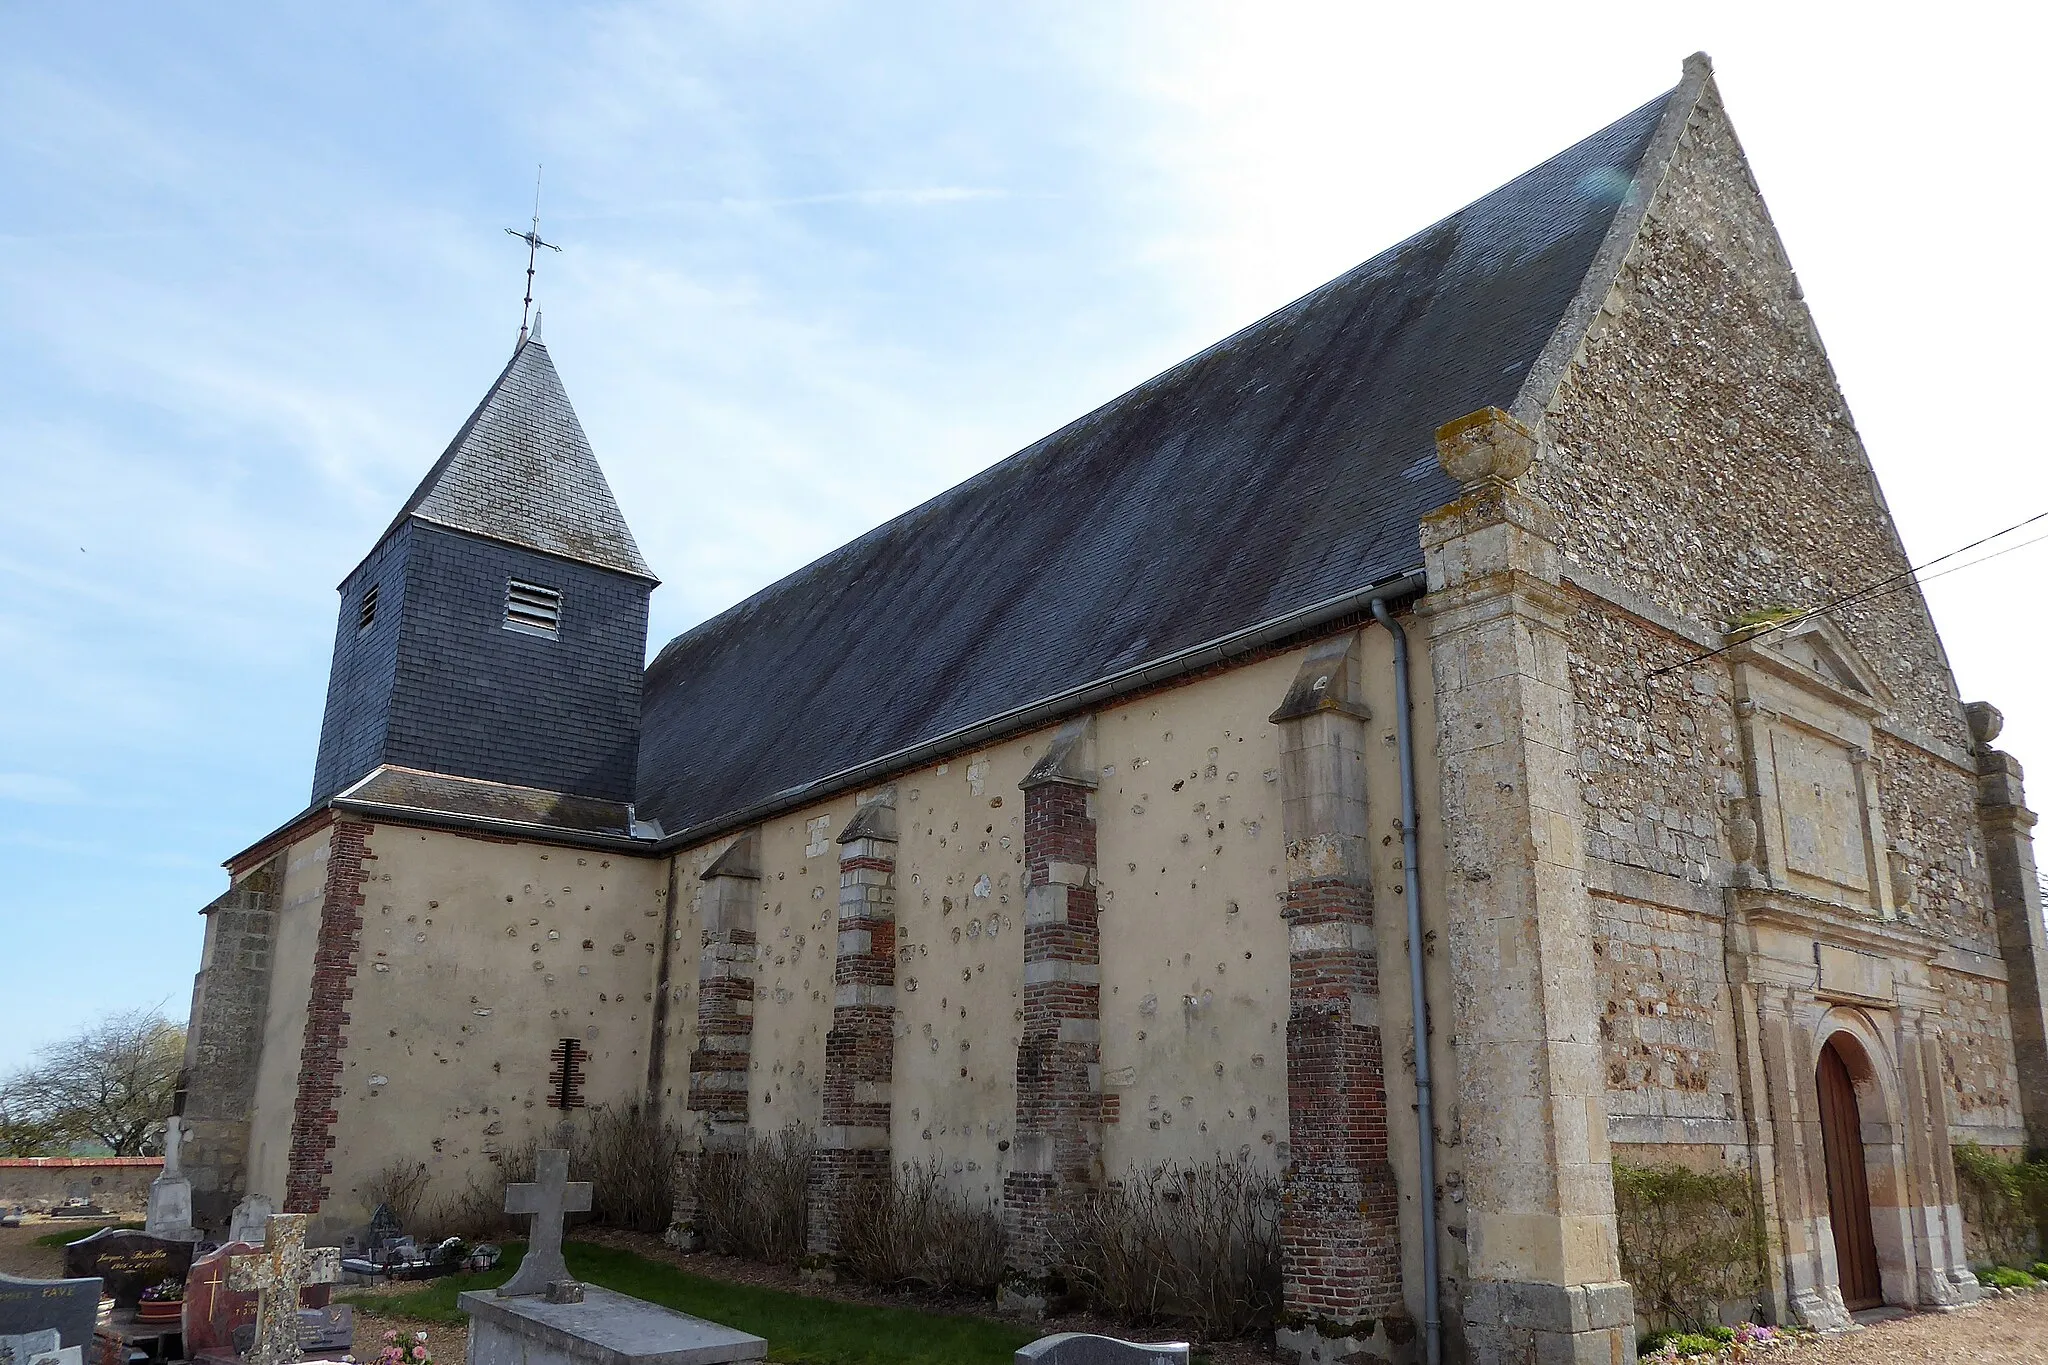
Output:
[
  {"xmin": 227, "ymin": 1213, "xmax": 341, "ymax": 1365},
  {"xmin": 495, "ymin": 1148, "xmax": 592, "ymax": 1298}
]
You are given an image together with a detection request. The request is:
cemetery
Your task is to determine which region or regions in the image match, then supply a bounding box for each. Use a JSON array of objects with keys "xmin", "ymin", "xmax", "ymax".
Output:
[{"xmin": 0, "ymin": 1137, "xmax": 1200, "ymax": 1365}]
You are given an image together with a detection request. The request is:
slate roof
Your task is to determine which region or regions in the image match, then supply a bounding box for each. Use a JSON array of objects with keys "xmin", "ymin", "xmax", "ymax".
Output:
[
  {"xmin": 635, "ymin": 84, "xmax": 1678, "ymax": 838},
  {"xmin": 384, "ymin": 337, "xmax": 655, "ymax": 581}
]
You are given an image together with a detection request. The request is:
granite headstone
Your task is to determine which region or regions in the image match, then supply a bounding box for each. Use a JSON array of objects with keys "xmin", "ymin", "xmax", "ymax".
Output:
[
  {"xmin": 0, "ymin": 1271, "xmax": 102, "ymax": 1351},
  {"xmin": 61, "ymin": 1229, "xmax": 194, "ymax": 1310}
]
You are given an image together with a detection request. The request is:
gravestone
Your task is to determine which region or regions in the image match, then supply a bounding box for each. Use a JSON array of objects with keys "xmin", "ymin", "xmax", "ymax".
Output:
[
  {"xmin": 226, "ymin": 1214, "xmax": 340, "ymax": 1365},
  {"xmin": 0, "ymin": 1270, "xmax": 102, "ymax": 1351},
  {"xmin": 229, "ymin": 1195, "xmax": 275, "ymax": 1247},
  {"xmin": 497, "ymin": 1150, "xmax": 591, "ymax": 1300},
  {"xmin": 61, "ymin": 1229, "xmax": 194, "ymax": 1310},
  {"xmin": 182, "ymin": 1241, "xmax": 259, "ymax": 1361},
  {"xmin": 145, "ymin": 1118, "xmax": 200, "ymax": 1243},
  {"xmin": 185, "ymin": 1242, "xmax": 342, "ymax": 1365},
  {"xmin": 0, "ymin": 1327, "xmax": 78, "ymax": 1365},
  {"xmin": 1015, "ymin": 1335, "xmax": 1190, "ymax": 1365},
  {"xmin": 459, "ymin": 1150, "xmax": 763, "ymax": 1365}
]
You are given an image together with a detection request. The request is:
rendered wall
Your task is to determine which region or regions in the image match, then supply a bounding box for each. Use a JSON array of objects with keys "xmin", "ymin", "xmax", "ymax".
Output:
[
  {"xmin": 666, "ymin": 623, "xmax": 1452, "ymax": 1322},
  {"xmin": 310, "ymin": 825, "xmax": 665, "ymax": 1239}
]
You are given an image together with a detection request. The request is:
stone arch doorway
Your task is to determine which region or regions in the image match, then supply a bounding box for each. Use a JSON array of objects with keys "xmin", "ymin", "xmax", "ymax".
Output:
[{"xmin": 1817, "ymin": 1035, "xmax": 1882, "ymax": 1311}]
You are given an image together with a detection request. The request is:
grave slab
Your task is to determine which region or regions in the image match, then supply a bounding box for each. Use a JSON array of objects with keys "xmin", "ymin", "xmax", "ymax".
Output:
[
  {"xmin": 0, "ymin": 1271, "xmax": 102, "ymax": 1351},
  {"xmin": 1014, "ymin": 1333, "xmax": 1190, "ymax": 1365},
  {"xmin": 458, "ymin": 1287, "xmax": 765, "ymax": 1365}
]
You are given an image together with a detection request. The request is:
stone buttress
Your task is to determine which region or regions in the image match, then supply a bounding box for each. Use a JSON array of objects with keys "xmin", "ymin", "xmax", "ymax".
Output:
[
  {"xmin": 1267, "ymin": 634, "xmax": 1404, "ymax": 1361},
  {"xmin": 1968, "ymin": 701, "xmax": 2048, "ymax": 1151},
  {"xmin": 1001, "ymin": 716, "xmax": 1103, "ymax": 1308},
  {"xmin": 808, "ymin": 791, "xmax": 899, "ymax": 1255},
  {"xmin": 1418, "ymin": 409, "xmax": 1634, "ymax": 1362}
]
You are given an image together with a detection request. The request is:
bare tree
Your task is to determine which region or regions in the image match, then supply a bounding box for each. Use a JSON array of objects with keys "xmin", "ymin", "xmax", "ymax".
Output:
[{"xmin": 0, "ymin": 1008, "xmax": 185, "ymax": 1156}]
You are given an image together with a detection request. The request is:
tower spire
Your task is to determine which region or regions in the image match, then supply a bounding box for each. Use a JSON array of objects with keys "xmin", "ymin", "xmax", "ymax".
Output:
[{"xmin": 504, "ymin": 165, "xmax": 561, "ymax": 345}]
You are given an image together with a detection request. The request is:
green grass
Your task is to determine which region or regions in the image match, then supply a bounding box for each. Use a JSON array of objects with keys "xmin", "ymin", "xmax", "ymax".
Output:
[
  {"xmin": 1975, "ymin": 1264, "xmax": 2042, "ymax": 1290},
  {"xmin": 340, "ymin": 1241, "xmax": 1038, "ymax": 1365},
  {"xmin": 32, "ymin": 1222, "xmax": 143, "ymax": 1248}
]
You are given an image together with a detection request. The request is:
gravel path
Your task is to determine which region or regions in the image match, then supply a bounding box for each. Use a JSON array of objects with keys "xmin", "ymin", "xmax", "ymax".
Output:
[{"xmin": 1770, "ymin": 1293, "xmax": 2048, "ymax": 1364}]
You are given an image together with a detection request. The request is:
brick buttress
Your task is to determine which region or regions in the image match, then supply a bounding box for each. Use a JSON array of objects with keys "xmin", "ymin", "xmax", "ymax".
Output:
[
  {"xmin": 808, "ymin": 792, "xmax": 898, "ymax": 1256},
  {"xmin": 1001, "ymin": 715, "xmax": 1102, "ymax": 1307},
  {"xmin": 1268, "ymin": 636, "xmax": 1403, "ymax": 1357},
  {"xmin": 284, "ymin": 817, "xmax": 373, "ymax": 1215},
  {"xmin": 670, "ymin": 831, "xmax": 761, "ymax": 1244}
]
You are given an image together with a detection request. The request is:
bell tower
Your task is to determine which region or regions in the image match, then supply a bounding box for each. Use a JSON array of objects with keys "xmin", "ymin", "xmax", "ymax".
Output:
[{"xmin": 310, "ymin": 336, "xmax": 656, "ymax": 806}]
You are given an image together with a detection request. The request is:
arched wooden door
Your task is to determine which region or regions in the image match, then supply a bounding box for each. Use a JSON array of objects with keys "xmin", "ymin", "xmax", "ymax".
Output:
[{"xmin": 1817, "ymin": 1037, "xmax": 1882, "ymax": 1310}]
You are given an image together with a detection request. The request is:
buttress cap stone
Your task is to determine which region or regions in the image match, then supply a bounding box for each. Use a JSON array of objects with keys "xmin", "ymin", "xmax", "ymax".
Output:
[{"xmin": 1434, "ymin": 406, "xmax": 1538, "ymax": 486}]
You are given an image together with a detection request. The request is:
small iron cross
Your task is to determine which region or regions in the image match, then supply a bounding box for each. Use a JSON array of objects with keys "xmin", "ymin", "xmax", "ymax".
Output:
[
  {"xmin": 496, "ymin": 1148, "xmax": 592, "ymax": 1298},
  {"xmin": 227, "ymin": 1213, "xmax": 341, "ymax": 1365}
]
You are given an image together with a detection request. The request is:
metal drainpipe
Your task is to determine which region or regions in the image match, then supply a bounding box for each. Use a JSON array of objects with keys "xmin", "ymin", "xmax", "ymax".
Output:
[{"xmin": 1372, "ymin": 596, "xmax": 1440, "ymax": 1365}]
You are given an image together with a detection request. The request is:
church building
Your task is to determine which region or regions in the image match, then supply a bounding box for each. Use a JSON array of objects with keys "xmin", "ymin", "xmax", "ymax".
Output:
[{"xmin": 176, "ymin": 55, "xmax": 2048, "ymax": 1364}]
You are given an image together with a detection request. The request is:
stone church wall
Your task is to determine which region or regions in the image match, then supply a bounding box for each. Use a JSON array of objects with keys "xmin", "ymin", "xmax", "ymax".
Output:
[
  {"xmin": 1537, "ymin": 80, "xmax": 2018, "ymax": 1165},
  {"xmin": 1535, "ymin": 83, "xmax": 1969, "ymax": 753},
  {"xmin": 308, "ymin": 825, "xmax": 665, "ymax": 1239}
]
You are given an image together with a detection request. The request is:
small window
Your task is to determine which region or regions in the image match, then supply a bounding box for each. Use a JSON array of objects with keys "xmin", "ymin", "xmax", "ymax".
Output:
[
  {"xmin": 547, "ymin": 1038, "xmax": 587, "ymax": 1110},
  {"xmin": 505, "ymin": 579, "xmax": 562, "ymax": 638},
  {"xmin": 356, "ymin": 584, "xmax": 379, "ymax": 634}
]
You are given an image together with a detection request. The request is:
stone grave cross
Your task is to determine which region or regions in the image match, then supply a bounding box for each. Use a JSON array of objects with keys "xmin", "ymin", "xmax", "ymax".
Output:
[
  {"xmin": 161, "ymin": 1118, "xmax": 184, "ymax": 1177},
  {"xmin": 227, "ymin": 1214, "xmax": 340, "ymax": 1365},
  {"xmin": 496, "ymin": 1149, "xmax": 591, "ymax": 1300}
]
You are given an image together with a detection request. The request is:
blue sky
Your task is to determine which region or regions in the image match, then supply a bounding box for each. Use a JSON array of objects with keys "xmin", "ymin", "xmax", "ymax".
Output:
[{"xmin": 4, "ymin": 3, "xmax": 2044, "ymax": 1070}]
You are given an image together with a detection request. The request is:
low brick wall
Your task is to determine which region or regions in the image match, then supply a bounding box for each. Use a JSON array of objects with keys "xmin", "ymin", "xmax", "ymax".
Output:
[{"xmin": 0, "ymin": 1158, "xmax": 162, "ymax": 1213}]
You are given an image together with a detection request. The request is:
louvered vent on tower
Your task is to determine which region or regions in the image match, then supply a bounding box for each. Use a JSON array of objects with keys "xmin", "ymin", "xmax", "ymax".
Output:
[{"xmin": 505, "ymin": 579, "xmax": 562, "ymax": 638}]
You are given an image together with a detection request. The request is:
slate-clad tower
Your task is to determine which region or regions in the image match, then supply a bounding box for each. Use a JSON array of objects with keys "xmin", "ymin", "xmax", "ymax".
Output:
[{"xmin": 310, "ymin": 336, "xmax": 656, "ymax": 807}]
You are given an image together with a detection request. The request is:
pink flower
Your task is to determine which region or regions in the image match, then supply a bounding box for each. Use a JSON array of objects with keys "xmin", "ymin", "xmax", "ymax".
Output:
[
  {"xmin": 383, "ymin": 1332, "xmax": 399, "ymax": 1344},
  {"xmin": 413, "ymin": 1347, "xmax": 428, "ymax": 1359}
]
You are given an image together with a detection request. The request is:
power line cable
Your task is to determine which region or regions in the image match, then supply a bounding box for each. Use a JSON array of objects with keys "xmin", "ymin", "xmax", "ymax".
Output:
[{"xmin": 1642, "ymin": 507, "xmax": 2048, "ymax": 685}]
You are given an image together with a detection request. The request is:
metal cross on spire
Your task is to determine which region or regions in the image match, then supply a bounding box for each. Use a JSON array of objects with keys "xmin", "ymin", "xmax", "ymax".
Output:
[{"xmin": 505, "ymin": 165, "xmax": 561, "ymax": 345}]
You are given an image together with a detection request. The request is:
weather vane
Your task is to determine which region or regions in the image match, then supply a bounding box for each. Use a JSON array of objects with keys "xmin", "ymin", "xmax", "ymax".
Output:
[{"xmin": 505, "ymin": 166, "xmax": 561, "ymax": 344}]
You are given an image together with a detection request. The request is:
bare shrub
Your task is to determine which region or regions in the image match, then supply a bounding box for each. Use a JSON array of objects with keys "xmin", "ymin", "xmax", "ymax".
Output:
[
  {"xmin": 836, "ymin": 1160, "xmax": 1006, "ymax": 1295},
  {"xmin": 361, "ymin": 1160, "xmax": 432, "ymax": 1228},
  {"xmin": 693, "ymin": 1126, "xmax": 813, "ymax": 1265},
  {"xmin": 1614, "ymin": 1160, "xmax": 1766, "ymax": 1333},
  {"xmin": 427, "ymin": 1140, "xmax": 535, "ymax": 1239},
  {"xmin": 571, "ymin": 1103, "xmax": 684, "ymax": 1234},
  {"xmin": 1053, "ymin": 1154, "xmax": 1281, "ymax": 1338}
]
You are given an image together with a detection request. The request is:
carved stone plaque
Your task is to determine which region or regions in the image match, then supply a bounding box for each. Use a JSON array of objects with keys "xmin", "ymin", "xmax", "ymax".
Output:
[
  {"xmin": 1769, "ymin": 727, "xmax": 1868, "ymax": 895},
  {"xmin": 1817, "ymin": 944, "xmax": 1893, "ymax": 1005}
]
